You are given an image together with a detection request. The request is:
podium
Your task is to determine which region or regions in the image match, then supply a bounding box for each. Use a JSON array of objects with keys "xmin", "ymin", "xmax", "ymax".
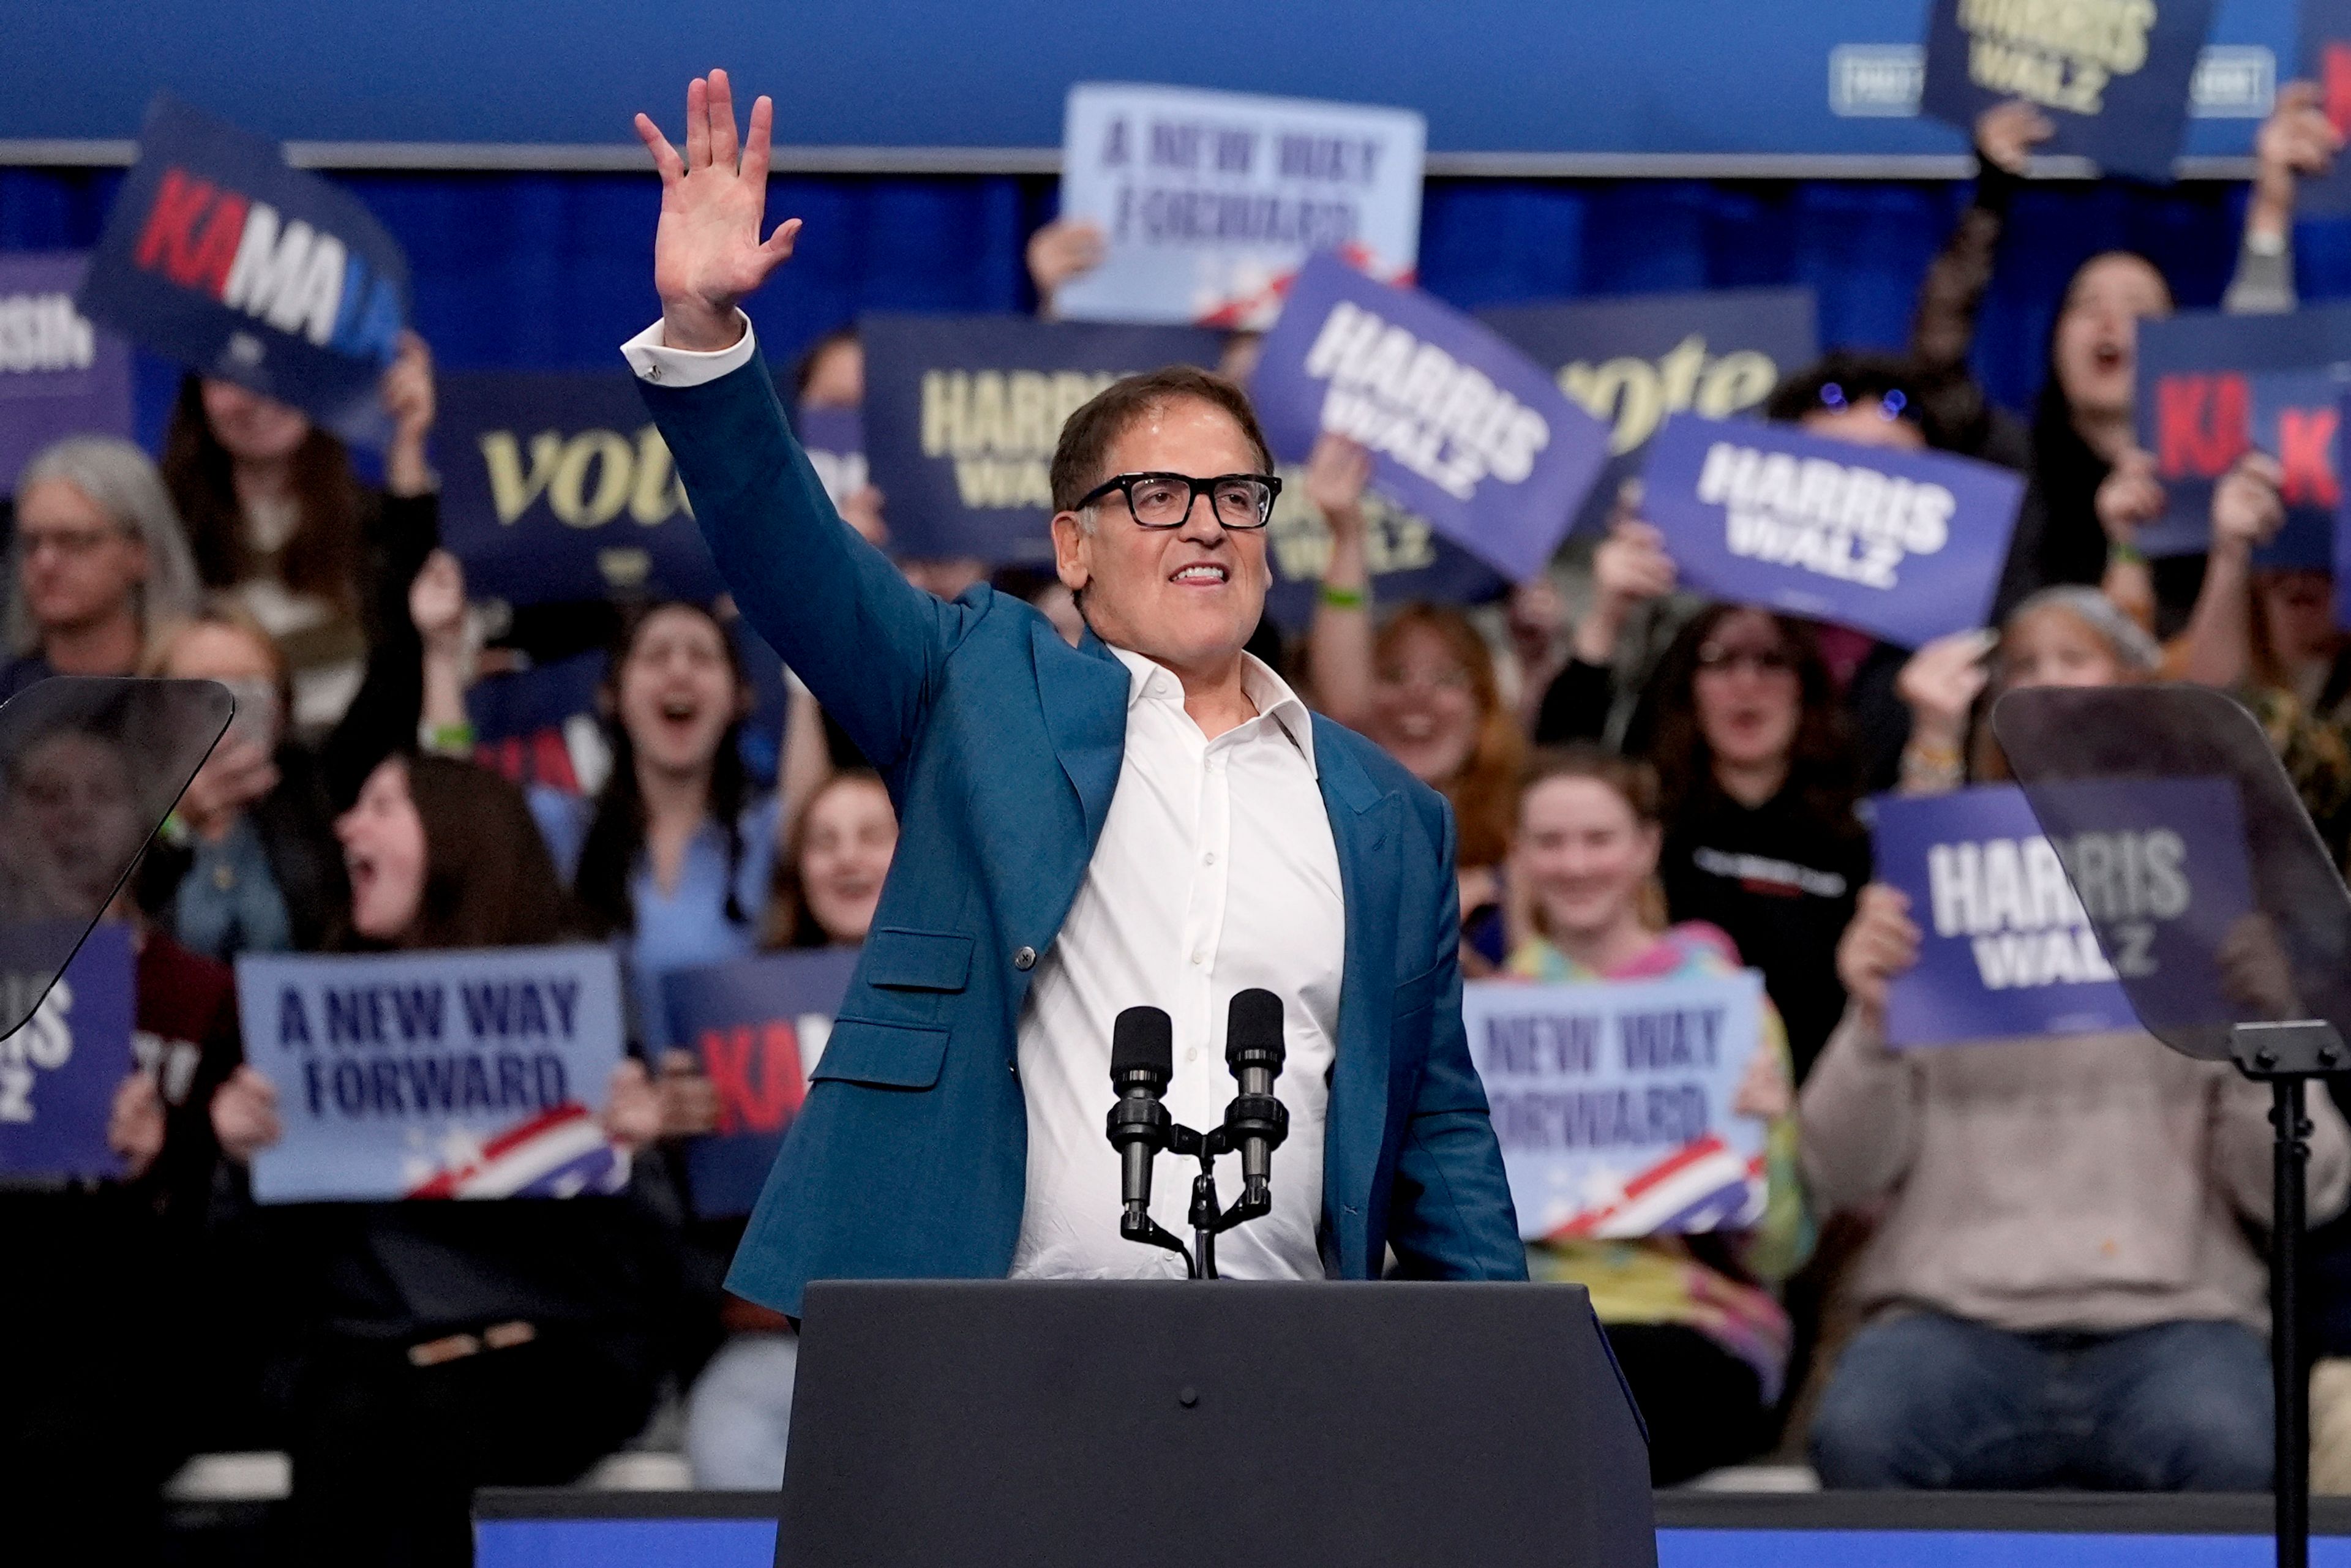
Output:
[{"xmin": 777, "ymin": 1279, "xmax": 1657, "ymax": 1568}]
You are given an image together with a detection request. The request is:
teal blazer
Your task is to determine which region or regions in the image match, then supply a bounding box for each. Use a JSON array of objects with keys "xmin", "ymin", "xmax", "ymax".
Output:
[{"xmin": 640, "ymin": 353, "xmax": 1524, "ymax": 1315}]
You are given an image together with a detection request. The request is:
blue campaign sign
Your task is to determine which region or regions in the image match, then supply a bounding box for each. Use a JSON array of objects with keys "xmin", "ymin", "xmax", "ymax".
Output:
[
  {"xmin": 1639, "ymin": 411, "xmax": 2025, "ymax": 647},
  {"xmin": 1480, "ymin": 288, "xmax": 1821, "ymax": 540},
  {"xmin": 1463, "ymin": 970, "xmax": 1768, "ymax": 1240},
  {"xmin": 1250, "ymin": 254, "xmax": 1611, "ymax": 582},
  {"xmin": 2133, "ymin": 307, "xmax": 2351, "ymax": 560},
  {"xmin": 438, "ymin": 370, "xmax": 724, "ymax": 608},
  {"xmin": 1874, "ymin": 778, "xmax": 2252, "ymax": 1047},
  {"xmin": 0, "ymin": 923, "xmax": 135, "ymax": 1183},
  {"xmin": 662, "ymin": 946, "xmax": 862, "ymax": 1219},
  {"xmin": 0, "ymin": 253, "xmax": 135, "ymax": 492},
  {"xmin": 2301, "ymin": 0, "xmax": 2351, "ymax": 217},
  {"xmin": 235, "ymin": 944, "xmax": 629, "ymax": 1203},
  {"xmin": 1259, "ymin": 482, "xmax": 1506, "ymax": 631},
  {"xmin": 793, "ymin": 406, "xmax": 866, "ymax": 512},
  {"xmin": 1054, "ymin": 83, "xmax": 1425, "ymax": 330},
  {"xmin": 74, "ymin": 95, "xmax": 408, "ymax": 448},
  {"xmin": 858, "ymin": 313, "xmax": 1225, "ymax": 566},
  {"xmin": 1920, "ymin": 0, "xmax": 2221, "ymax": 181}
]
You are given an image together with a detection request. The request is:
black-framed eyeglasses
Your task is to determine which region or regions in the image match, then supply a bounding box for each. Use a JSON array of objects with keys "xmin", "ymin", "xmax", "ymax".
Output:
[{"xmin": 1075, "ymin": 471, "xmax": 1282, "ymax": 531}]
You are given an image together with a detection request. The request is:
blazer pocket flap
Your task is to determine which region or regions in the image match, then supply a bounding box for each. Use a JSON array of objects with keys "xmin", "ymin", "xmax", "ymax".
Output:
[
  {"xmin": 861, "ymin": 928, "xmax": 975, "ymax": 992},
  {"xmin": 811, "ymin": 1019, "xmax": 949, "ymax": 1089},
  {"xmin": 1393, "ymin": 964, "xmax": 1441, "ymax": 1018}
]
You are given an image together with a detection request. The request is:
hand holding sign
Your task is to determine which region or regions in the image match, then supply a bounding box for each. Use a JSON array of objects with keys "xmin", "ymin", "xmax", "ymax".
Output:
[
  {"xmin": 634, "ymin": 70, "xmax": 803, "ymax": 353},
  {"xmin": 1974, "ymin": 99, "xmax": 2055, "ymax": 174},
  {"xmin": 1837, "ymin": 885, "xmax": 1921, "ymax": 1035},
  {"xmin": 1896, "ymin": 629, "xmax": 1996, "ymax": 754},
  {"xmin": 2210, "ymin": 451, "xmax": 2285, "ymax": 553},
  {"xmin": 1573, "ymin": 506, "xmax": 1677, "ymax": 665},
  {"xmin": 2252, "ymin": 81, "xmax": 2344, "ymax": 232}
]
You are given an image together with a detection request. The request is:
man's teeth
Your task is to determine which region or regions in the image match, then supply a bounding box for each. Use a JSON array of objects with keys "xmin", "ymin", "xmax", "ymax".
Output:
[{"xmin": 1172, "ymin": 565, "xmax": 1226, "ymax": 582}]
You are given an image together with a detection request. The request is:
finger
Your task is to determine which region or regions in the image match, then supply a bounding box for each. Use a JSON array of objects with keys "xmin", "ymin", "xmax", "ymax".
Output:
[
  {"xmin": 742, "ymin": 94, "xmax": 773, "ymax": 185},
  {"xmin": 2280, "ymin": 80, "xmax": 2325, "ymax": 116},
  {"xmin": 759, "ymin": 216, "xmax": 803, "ymax": 263},
  {"xmin": 634, "ymin": 114, "xmax": 684, "ymax": 183},
  {"xmin": 2240, "ymin": 451, "xmax": 2285, "ymax": 490},
  {"xmin": 685, "ymin": 76, "xmax": 711, "ymax": 169},
  {"xmin": 708, "ymin": 68, "xmax": 740, "ymax": 167}
]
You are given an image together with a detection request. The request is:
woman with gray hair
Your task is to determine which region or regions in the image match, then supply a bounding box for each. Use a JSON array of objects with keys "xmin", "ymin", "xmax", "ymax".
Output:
[{"xmin": 2, "ymin": 435, "xmax": 203, "ymax": 699}]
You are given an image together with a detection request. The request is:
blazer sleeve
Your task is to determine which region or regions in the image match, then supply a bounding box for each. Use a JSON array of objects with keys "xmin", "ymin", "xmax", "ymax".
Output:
[
  {"xmin": 639, "ymin": 353, "xmax": 973, "ymax": 776},
  {"xmin": 1386, "ymin": 802, "xmax": 1530, "ymax": 1281}
]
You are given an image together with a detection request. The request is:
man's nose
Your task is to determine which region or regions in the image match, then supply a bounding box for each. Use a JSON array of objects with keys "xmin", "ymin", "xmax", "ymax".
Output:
[{"xmin": 1176, "ymin": 490, "xmax": 1228, "ymax": 544}]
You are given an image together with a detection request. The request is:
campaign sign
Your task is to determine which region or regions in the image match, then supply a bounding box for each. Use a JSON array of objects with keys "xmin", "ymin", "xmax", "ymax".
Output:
[
  {"xmin": 2301, "ymin": 0, "xmax": 2351, "ymax": 219},
  {"xmin": 1640, "ymin": 412, "xmax": 2024, "ymax": 648},
  {"xmin": 1259, "ymin": 482, "xmax": 1505, "ymax": 631},
  {"xmin": 236, "ymin": 945, "xmax": 628, "ymax": 1204},
  {"xmin": 2134, "ymin": 307, "xmax": 2351, "ymax": 561},
  {"xmin": 662, "ymin": 946, "xmax": 861, "ymax": 1218},
  {"xmin": 794, "ymin": 406, "xmax": 866, "ymax": 511},
  {"xmin": 1480, "ymin": 288, "xmax": 1821, "ymax": 538},
  {"xmin": 1250, "ymin": 254, "xmax": 1611, "ymax": 582},
  {"xmin": 1874, "ymin": 778, "xmax": 2251, "ymax": 1047},
  {"xmin": 75, "ymin": 96, "xmax": 408, "ymax": 447},
  {"xmin": 0, "ymin": 923, "xmax": 135, "ymax": 1182},
  {"xmin": 1054, "ymin": 83, "xmax": 1425, "ymax": 330},
  {"xmin": 437, "ymin": 371, "xmax": 724, "ymax": 608},
  {"xmin": 0, "ymin": 254, "xmax": 135, "ymax": 492},
  {"xmin": 859, "ymin": 313, "xmax": 1223, "ymax": 565},
  {"xmin": 1464, "ymin": 970, "xmax": 1768, "ymax": 1240},
  {"xmin": 1919, "ymin": 0, "xmax": 2219, "ymax": 181}
]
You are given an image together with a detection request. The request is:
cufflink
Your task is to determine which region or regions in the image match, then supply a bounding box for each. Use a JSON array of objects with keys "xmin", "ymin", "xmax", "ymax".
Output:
[{"xmin": 647, "ymin": 364, "xmax": 663, "ymax": 382}]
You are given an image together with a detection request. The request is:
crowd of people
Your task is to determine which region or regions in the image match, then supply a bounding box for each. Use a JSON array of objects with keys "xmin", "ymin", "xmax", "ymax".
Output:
[{"xmin": 10, "ymin": 83, "xmax": 2351, "ymax": 1565}]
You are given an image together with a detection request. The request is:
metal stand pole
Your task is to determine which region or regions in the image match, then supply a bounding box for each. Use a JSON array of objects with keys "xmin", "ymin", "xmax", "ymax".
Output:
[{"xmin": 2274, "ymin": 1076, "xmax": 2311, "ymax": 1568}]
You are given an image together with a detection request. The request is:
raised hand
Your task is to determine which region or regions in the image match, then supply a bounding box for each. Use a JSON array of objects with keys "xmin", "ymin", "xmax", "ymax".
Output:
[
  {"xmin": 1837, "ymin": 884, "xmax": 1922, "ymax": 1030},
  {"xmin": 2211, "ymin": 451, "xmax": 2285, "ymax": 553},
  {"xmin": 634, "ymin": 70, "xmax": 803, "ymax": 351},
  {"xmin": 1303, "ymin": 432, "xmax": 1373, "ymax": 545},
  {"xmin": 408, "ymin": 549, "xmax": 468, "ymax": 654},
  {"xmin": 1895, "ymin": 627, "xmax": 1996, "ymax": 748},
  {"xmin": 2094, "ymin": 446, "xmax": 2165, "ymax": 545},
  {"xmin": 210, "ymin": 1065, "xmax": 282, "ymax": 1164},
  {"xmin": 1974, "ymin": 99, "xmax": 2055, "ymax": 176},
  {"xmin": 1572, "ymin": 490, "xmax": 1675, "ymax": 665},
  {"xmin": 1027, "ymin": 219, "xmax": 1107, "ymax": 318}
]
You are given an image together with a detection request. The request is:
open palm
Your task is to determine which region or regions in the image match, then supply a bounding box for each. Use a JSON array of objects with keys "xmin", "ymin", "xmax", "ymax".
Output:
[{"xmin": 635, "ymin": 70, "xmax": 802, "ymax": 348}]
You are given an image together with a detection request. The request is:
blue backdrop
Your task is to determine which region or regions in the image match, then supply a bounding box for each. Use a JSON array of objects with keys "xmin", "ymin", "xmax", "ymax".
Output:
[{"xmin": 6, "ymin": 163, "xmax": 2350, "ymax": 459}]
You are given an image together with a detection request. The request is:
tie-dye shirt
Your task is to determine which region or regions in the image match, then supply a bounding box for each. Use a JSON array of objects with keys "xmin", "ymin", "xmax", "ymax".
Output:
[{"xmin": 1507, "ymin": 922, "xmax": 1813, "ymax": 1401}]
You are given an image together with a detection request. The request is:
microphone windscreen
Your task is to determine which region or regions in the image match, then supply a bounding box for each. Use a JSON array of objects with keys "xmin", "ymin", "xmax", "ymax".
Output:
[
  {"xmin": 1225, "ymin": 988, "xmax": 1284, "ymax": 1067},
  {"xmin": 1111, "ymin": 1005, "xmax": 1174, "ymax": 1079}
]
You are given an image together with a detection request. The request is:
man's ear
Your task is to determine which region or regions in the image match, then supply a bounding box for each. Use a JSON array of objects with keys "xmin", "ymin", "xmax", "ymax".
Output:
[{"xmin": 1050, "ymin": 511, "xmax": 1091, "ymax": 593}]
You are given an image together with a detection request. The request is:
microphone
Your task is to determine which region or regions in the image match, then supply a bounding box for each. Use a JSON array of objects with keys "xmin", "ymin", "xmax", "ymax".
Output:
[
  {"xmin": 1223, "ymin": 988, "xmax": 1289, "ymax": 1202},
  {"xmin": 1105, "ymin": 1005, "xmax": 1174, "ymax": 1239}
]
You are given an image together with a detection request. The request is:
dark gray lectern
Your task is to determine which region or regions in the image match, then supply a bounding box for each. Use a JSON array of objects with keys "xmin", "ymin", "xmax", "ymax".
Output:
[{"xmin": 778, "ymin": 1279, "xmax": 1656, "ymax": 1568}]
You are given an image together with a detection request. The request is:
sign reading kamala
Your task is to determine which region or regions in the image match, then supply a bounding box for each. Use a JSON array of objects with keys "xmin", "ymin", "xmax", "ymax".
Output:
[
  {"xmin": 662, "ymin": 947, "xmax": 860, "ymax": 1219},
  {"xmin": 0, "ymin": 923, "xmax": 135, "ymax": 1183},
  {"xmin": 1250, "ymin": 254, "xmax": 1611, "ymax": 582},
  {"xmin": 1464, "ymin": 972, "xmax": 1768, "ymax": 1240},
  {"xmin": 76, "ymin": 96, "xmax": 408, "ymax": 447},
  {"xmin": 1480, "ymin": 289, "xmax": 1821, "ymax": 539},
  {"xmin": 235, "ymin": 945, "xmax": 628, "ymax": 1204},
  {"xmin": 1640, "ymin": 413, "xmax": 2025, "ymax": 648},
  {"xmin": 2301, "ymin": 0, "xmax": 2351, "ymax": 217},
  {"xmin": 1053, "ymin": 83, "xmax": 1424, "ymax": 331},
  {"xmin": 2131, "ymin": 307, "xmax": 2351, "ymax": 563},
  {"xmin": 0, "ymin": 254, "xmax": 134, "ymax": 492},
  {"xmin": 860, "ymin": 314, "xmax": 1224, "ymax": 565},
  {"xmin": 1873, "ymin": 778, "xmax": 2251, "ymax": 1047},
  {"xmin": 437, "ymin": 371, "xmax": 724, "ymax": 608},
  {"xmin": 1921, "ymin": 0, "xmax": 2220, "ymax": 181}
]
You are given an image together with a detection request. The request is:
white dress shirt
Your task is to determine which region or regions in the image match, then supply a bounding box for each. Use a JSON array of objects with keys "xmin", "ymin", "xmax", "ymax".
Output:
[{"xmin": 623, "ymin": 317, "xmax": 1348, "ymax": 1280}]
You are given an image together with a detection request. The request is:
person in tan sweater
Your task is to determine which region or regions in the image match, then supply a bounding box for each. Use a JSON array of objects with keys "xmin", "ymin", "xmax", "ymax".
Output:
[{"xmin": 1802, "ymin": 587, "xmax": 2351, "ymax": 1490}]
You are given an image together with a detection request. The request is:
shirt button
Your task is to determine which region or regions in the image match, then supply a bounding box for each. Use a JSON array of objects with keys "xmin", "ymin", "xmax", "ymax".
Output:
[
  {"xmin": 1186, "ymin": 1048, "xmax": 1198, "ymax": 1063},
  {"xmin": 1007, "ymin": 1059, "xmax": 1019, "ymax": 1078},
  {"xmin": 1190, "ymin": 951, "xmax": 1205, "ymax": 966},
  {"xmin": 1013, "ymin": 945, "xmax": 1037, "ymax": 971},
  {"xmin": 1203, "ymin": 852, "xmax": 1216, "ymax": 866}
]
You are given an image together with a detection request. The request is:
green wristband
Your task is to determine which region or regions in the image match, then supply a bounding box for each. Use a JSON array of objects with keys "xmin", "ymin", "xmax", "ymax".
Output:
[
  {"xmin": 2108, "ymin": 539, "xmax": 2147, "ymax": 567},
  {"xmin": 1319, "ymin": 582, "xmax": 1368, "ymax": 611}
]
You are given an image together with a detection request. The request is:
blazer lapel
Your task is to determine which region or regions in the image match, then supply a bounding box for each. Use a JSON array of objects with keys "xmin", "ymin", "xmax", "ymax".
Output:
[
  {"xmin": 1313, "ymin": 718, "xmax": 1403, "ymax": 1267},
  {"xmin": 1033, "ymin": 617, "xmax": 1130, "ymax": 856}
]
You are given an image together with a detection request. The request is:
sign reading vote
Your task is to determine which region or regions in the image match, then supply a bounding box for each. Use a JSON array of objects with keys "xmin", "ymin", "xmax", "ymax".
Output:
[
  {"xmin": 235, "ymin": 945, "xmax": 628, "ymax": 1204},
  {"xmin": 1873, "ymin": 778, "xmax": 2251, "ymax": 1047},
  {"xmin": 1920, "ymin": 0, "xmax": 2219, "ymax": 181},
  {"xmin": 77, "ymin": 95, "xmax": 408, "ymax": 446},
  {"xmin": 1250, "ymin": 254, "xmax": 1611, "ymax": 582},
  {"xmin": 860, "ymin": 313, "xmax": 1224, "ymax": 565},
  {"xmin": 0, "ymin": 253, "xmax": 135, "ymax": 492},
  {"xmin": 0, "ymin": 923, "xmax": 135, "ymax": 1183},
  {"xmin": 2132, "ymin": 307, "xmax": 2351, "ymax": 563},
  {"xmin": 662, "ymin": 946, "xmax": 861, "ymax": 1218},
  {"xmin": 1464, "ymin": 970, "xmax": 1767, "ymax": 1241},
  {"xmin": 1054, "ymin": 83, "xmax": 1425, "ymax": 330},
  {"xmin": 1640, "ymin": 412, "xmax": 2024, "ymax": 648},
  {"xmin": 437, "ymin": 370, "xmax": 724, "ymax": 607},
  {"xmin": 1481, "ymin": 288, "xmax": 1820, "ymax": 538}
]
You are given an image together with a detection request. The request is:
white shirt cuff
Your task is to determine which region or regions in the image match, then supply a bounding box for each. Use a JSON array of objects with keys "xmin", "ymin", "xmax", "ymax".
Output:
[{"xmin": 620, "ymin": 312, "xmax": 757, "ymax": 387}]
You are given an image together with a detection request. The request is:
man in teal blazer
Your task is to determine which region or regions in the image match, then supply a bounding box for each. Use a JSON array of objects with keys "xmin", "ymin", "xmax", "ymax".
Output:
[{"xmin": 629, "ymin": 73, "xmax": 1523, "ymax": 1317}]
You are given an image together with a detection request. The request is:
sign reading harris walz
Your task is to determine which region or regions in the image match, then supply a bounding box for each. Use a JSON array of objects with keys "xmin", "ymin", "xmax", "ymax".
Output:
[
  {"xmin": 858, "ymin": 315, "xmax": 1225, "ymax": 565},
  {"xmin": 0, "ymin": 253, "xmax": 135, "ymax": 492},
  {"xmin": 1920, "ymin": 0, "xmax": 2221, "ymax": 181},
  {"xmin": 1052, "ymin": 83, "xmax": 1425, "ymax": 329},
  {"xmin": 75, "ymin": 95, "xmax": 408, "ymax": 446}
]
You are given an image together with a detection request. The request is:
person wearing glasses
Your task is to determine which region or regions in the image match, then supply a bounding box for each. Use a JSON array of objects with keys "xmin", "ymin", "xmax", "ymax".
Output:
[
  {"xmin": 2, "ymin": 436, "xmax": 204, "ymax": 700},
  {"xmin": 618, "ymin": 71, "xmax": 1523, "ymax": 1314}
]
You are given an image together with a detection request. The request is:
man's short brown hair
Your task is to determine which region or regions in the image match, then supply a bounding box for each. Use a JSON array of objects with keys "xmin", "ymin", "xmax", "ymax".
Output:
[{"xmin": 1048, "ymin": 365, "xmax": 1278, "ymax": 514}]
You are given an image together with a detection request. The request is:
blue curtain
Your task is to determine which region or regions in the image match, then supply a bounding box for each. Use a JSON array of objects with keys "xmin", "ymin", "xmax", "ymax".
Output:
[{"xmin": 4, "ymin": 163, "xmax": 2342, "ymax": 449}]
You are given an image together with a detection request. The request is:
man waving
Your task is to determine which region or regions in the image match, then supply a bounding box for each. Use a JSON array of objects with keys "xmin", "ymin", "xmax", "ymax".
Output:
[{"xmin": 626, "ymin": 71, "xmax": 1522, "ymax": 1313}]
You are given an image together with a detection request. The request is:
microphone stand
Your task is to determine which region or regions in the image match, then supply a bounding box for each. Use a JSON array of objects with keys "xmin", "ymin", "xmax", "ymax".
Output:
[{"xmin": 1160, "ymin": 1116, "xmax": 1277, "ymax": 1283}]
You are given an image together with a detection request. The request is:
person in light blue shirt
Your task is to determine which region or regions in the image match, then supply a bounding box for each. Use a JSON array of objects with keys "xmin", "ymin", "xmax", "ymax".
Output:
[{"xmin": 530, "ymin": 601, "xmax": 782, "ymax": 1048}]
